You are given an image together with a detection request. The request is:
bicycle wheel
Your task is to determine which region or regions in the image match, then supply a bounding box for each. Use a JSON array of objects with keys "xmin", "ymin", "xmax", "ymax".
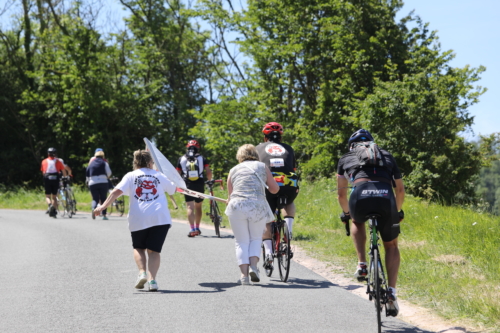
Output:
[
  {"xmin": 64, "ymin": 190, "xmax": 73, "ymax": 218},
  {"xmin": 68, "ymin": 188, "xmax": 77, "ymax": 215},
  {"xmin": 58, "ymin": 193, "xmax": 66, "ymax": 217},
  {"xmin": 212, "ymin": 201, "xmax": 221, "ymax": 237},
  {"xmin": 116, "ymin": 196, "xmax": 125, "ymax": 217},
  {"xmin": 373, "ymin": 248, "xmax": 382, "ymax": 333},
  {"xmin": 277, "ymin": 222, "xmax": 291, "ymax": 282}
]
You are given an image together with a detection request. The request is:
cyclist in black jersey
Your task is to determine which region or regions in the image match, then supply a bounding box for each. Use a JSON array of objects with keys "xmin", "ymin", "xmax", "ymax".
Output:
[
  {"xmin": 337, "ymin": 129, "xmax": 405, "ymax": 317},
  {"xmin": 256, "ymin": 122, "xmax": 299, "ymax": 267}
]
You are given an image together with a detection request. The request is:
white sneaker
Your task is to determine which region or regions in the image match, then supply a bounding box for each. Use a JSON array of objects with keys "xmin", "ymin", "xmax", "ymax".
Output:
[
  {"xmin": 239, "ymin": 276, "xmax": 250, "ymax": 285},
  {"xmin": 134, "ymin": 272, "xmax": 148, "ymax": 289},
  {"xmin": 249, "ymin": 266, "xmax": 260, "ymax": 283},
  {"xmin": 149, "ymin": 280, "xmax": 158, "ymax": 291},
  {"xmin": 386, "ymin": 289, "xmax": 399, "ymax": 317}
]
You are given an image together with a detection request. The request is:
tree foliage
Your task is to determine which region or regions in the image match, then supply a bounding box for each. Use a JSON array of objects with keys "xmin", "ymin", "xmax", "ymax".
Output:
[{"xmin": 0, "ymin": 0, "xmax": 493, "ymax": 205}]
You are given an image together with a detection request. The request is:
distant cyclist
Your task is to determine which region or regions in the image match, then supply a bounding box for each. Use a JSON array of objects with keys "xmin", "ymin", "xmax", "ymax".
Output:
[
  {"xmin": 41, "ymin": 148, "xmax": 67, "ymax": 217},
  {"xmin": 176, "ymin": 140, "xmax": 212, "ymax": 237},
  {"xmin": 337, "ymin": 129, "xmax": 405, "ymax": 317},
  {"xmin": 256, "ymin": 122, "xmax": 299, "ymax": 267}
]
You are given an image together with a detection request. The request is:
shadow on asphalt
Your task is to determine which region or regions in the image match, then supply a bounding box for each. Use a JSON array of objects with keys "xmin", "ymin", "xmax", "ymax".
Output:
[
  {"xmin": 382, "ymin": 321, "xmax": 435, "ymax": 333},
  {"xmin": 197, "ymin": 235, "xmax": 234, "ymax": 239},
  {"xmin": 258, "ymin": 278, "xmax": 334, "ymax": 289}
]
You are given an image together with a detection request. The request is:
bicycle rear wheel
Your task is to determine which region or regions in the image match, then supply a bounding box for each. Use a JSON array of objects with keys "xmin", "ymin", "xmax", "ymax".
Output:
[
  {"xmin": 58, "ymin": 193, "xmax": 66, "ymax": 217},
  {"xmin": 116, "ymin": 196, "xmax": 125, "ymax": 217},
  {"xmin": 67, "ymin": 188, "xmax": 77, "ymax": 215},
  {"xmin": 373, "ymin": 248, "xmax": 382, "ymax": 333},
  {"xmin": 212, "ymin": 201, "xmax": 221, "ymax": 237},
  {"xmin": 277, "ymin": 222, "xmax": 291, "ymax": 282},
  {"xmin": 64, "ymin": 190, "xmax": 73, "ymax": 218}
]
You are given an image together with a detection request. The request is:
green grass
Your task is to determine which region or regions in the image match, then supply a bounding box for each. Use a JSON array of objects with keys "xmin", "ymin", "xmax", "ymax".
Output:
[
  {"xmin": 294, "ymin": 178, "xmax": 500, "ymax": 331},
  {"xmin": 1, "ymin": 181, "xmax": 499, "ymax": 330}
]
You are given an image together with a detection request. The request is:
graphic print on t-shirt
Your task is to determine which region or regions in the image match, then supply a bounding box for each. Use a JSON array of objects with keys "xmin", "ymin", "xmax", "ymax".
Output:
[
  {"xmin": 266, "ymin": 144, "xmax": 286, "ymax": 156},
  {"xmin": 134, "ymin": 175, "xmax": 161, "ymax": 202}
]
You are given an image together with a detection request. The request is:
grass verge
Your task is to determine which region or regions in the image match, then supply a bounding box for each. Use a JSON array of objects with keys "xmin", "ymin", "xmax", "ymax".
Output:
[{"xmin": 1, "ymin": 180, "xmax": 498, "ymax": 330}]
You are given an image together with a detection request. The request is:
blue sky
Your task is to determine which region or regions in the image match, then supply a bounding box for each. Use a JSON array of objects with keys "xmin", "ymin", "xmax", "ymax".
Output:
[{"xmin": 396, "ymin": 0, "xmax": 499, "ymax": 139}]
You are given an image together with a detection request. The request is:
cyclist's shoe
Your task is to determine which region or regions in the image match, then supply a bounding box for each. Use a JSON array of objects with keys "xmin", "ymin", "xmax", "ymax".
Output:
[
  {"xmin": 102, "ymin": 216, "xmax": 109, "ymax": 221},
  {"xmin": 249, "ymin": 266, "xmax": 260, "ymax": 283},
  {"xmin": 263, "ymin": 254, "xmax": 273, "ymax": 269},
  {"xmin": 45, "ymin": 205, "xmax": 50, "ymax": 214},
  {"xmin": 354, "ymin": 264, "xmax": 368, "ymax": 282},
  {"xmin": 148, "ymin": 280, "xmax": 158, "ymax": 292},
  {"xmin": 49, "ymin": 205, "xmax": 57, "ymax": 218},
  {"xmin": 187, "ymin": 230, "xmax": 197, "ymax": 237},
  {"xmin": 194, "ymin": 228, "xmax": 201, "ymax": 236},
  {"xmin": 91, "ymin": 210, "xmax": 96, "ymax": 220},
  {"xmin": 386, "ymin": 289, "xmax": 399, "ymax": 317},
  {"xmin": 134, "ymin": 272, "xmax": 148, "ymax": 289},
  {"xmin": 238, "ymin": 276, "xmax": 250, "ymax": 285}
]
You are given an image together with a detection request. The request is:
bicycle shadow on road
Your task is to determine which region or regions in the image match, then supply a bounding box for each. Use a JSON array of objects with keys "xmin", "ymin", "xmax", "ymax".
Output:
[
  {"xmin": 382, "ymin": 321, "xmax": 435, "ymax": 333},
  {"xmin": 258, "ymin": 278, "xmax": 334, "ymax": 289}
]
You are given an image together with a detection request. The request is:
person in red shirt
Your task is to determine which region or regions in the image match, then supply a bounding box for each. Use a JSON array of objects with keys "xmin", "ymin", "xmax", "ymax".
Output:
[{"xmin": 41, "ymin": 147, "xmax": 67, "ymax": 217}]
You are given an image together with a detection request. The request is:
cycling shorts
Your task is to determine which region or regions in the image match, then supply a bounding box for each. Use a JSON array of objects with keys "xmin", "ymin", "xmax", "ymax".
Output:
[
  {"xmin": 44, "ymin": 178, "xmax": 60, "ymax": 195},
  {"xmin": 131, "ymin": 224, "xmax": 171, "ymax": 253},
  {"xmin": 265, "ymin": 187, "xmax": 298, "ymax": 215},
  {"xmin": 183, "ymin": 180, "xmax": 205, "ymax": 203},
  {"xmin": 349, "ymin": 181, "xmax": 400, "ymax": 242}
]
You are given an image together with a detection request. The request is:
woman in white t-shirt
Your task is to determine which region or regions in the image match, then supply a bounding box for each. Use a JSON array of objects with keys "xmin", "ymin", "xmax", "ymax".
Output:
[
  {"xmin": 94, "ymin": 150, "xmax": 176, "ymax": 292},
  {"xmin": 226, "ymin": 144, "xmax": 279, "ymax": 285}
]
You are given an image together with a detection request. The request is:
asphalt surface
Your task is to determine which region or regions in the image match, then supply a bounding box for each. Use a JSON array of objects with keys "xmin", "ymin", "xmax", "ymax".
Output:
[{"xmin": 0, "ymin": 209, "xmax": 433, "ymax": 333}]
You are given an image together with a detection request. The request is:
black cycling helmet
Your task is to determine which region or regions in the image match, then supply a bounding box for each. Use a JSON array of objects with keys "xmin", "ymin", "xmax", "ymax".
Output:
[
  {"xmin": 47, "ymin": 147, "xmax": 57, "ymax": 156},
  {"xmin": 348, "ymin": 129, "xmax": 374, "ymax": 147}
]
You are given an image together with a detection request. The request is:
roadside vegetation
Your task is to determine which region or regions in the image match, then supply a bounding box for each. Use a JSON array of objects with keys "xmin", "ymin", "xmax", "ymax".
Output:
[{"xmin": 2, "ymin": 180, "xmax": 498, "ymax": 331}]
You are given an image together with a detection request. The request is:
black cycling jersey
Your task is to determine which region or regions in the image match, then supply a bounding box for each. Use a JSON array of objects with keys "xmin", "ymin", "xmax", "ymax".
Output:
[
  {"xmin": 337, "ymin": 149, "xmax": 402, "ymax": 185},
  {"xmin": 256, "ymin": 141, "xmax": 297, "ymax": 188}
]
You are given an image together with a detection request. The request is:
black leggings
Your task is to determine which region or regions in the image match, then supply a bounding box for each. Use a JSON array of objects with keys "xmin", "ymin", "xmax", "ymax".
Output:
[
  {"xmin": 349, "ymin": 181, "xmax": 400, "ymax": 242},
  {"xmin": 89, "ymin": 183, "xmax": 109, "ymax": 215}
]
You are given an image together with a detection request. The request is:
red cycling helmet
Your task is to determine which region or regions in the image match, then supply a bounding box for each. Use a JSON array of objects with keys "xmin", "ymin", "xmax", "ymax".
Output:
[
  {"xmin": 186, "ymin": 140, "xmax": 201, "ymax": 149},
  {"xmin": 262, "ymin": 122, "xmax": 284, "ymax": 135}
]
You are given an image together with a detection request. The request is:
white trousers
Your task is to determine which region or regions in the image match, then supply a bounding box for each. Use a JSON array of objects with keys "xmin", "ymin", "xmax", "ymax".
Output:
[{"xmin": 228, "ymin": 209, "xmax": 266, "ymax": 266}]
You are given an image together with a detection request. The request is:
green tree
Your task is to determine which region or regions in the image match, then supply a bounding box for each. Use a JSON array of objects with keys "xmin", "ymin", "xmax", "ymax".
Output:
[{"xmin": 193, "ymin": 0, "xmax": 487, "ymax": 203}]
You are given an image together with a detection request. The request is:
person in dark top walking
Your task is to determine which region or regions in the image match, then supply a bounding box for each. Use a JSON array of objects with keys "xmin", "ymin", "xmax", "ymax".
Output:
[
  {"xmin": 86, "ymin": 150, "xmax": 112, "ymax": 220},
  {"xmin": 337, "ymin": 129, "xmax": 405, "ymax": 317},
  {"xmin": 176, "ymin": 140, "xmax": 212, "ymax": 237},
  {"xmin": 256, "ymin": 122, "xmax": 299, "ymax": 267}
]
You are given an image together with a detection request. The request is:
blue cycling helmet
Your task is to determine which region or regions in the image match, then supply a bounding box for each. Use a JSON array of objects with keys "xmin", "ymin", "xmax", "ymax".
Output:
[
  {"xmin": 95, "ymin": 148, "xmax": 103, "ymax": 153},
  {"xmin": 348, "ymin": 129, "xmax": 374, "ymax": 147}
]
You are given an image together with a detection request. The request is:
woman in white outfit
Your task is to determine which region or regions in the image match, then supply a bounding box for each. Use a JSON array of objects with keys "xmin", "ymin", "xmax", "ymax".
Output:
[{"xmin": 226, "ymin": 144, "xmax": 279, "ymax": 285}]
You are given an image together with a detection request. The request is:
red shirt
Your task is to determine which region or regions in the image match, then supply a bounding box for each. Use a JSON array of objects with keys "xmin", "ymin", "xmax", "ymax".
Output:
[{"xmin": 41, "ymin": 157, "xmax": 65, "ymax": 174}]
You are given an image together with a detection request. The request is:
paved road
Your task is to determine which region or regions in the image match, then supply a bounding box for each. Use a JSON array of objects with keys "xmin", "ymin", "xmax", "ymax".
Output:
[{"xmin": 0, "ymin": 209, "xmax": 431, "ymax": 332}]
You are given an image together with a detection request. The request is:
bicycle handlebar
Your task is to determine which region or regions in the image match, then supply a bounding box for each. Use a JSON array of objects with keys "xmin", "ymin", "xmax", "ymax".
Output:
[{"xmin": 205, "ymin": 179, "xmax": 224, "ymax": 190}]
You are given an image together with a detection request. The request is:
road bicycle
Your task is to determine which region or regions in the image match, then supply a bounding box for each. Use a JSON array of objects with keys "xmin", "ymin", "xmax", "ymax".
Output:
[
  {"xmin": 345, "ymin": 214, "xmax": 390, "ymax": 333},
  {"xmin": 205, "ymin": 179, "xmax": 224, "ymax": 237},
  {"xmin": 108, "ymin": 176, "xmax": 125, "ymax": 216},
  {"xmin": 261, "ymin": 195, "xmax": 293, "ymax": 282},
  {"xmin": 58, "ymin": 176, "xmax": 76, "ymax": 218}
]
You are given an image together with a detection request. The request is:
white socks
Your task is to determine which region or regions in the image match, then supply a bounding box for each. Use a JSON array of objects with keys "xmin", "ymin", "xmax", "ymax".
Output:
[
  {"xmin": 263, "ymin": 239, "xmax": 273, "ymax": 255},
  {"xmin": 284, "ymin": 217, "xmax": 294, "ymax": 236}
]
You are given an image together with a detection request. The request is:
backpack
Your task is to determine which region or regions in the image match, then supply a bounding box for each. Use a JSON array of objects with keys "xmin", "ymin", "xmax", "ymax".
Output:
[
  {"xmin": 186, "ymin": 157, "xmax": 201, "ymax": 181},
  {"xmin": 352, "ymin": 141, "xmax": 387, "ymax": 169}
]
